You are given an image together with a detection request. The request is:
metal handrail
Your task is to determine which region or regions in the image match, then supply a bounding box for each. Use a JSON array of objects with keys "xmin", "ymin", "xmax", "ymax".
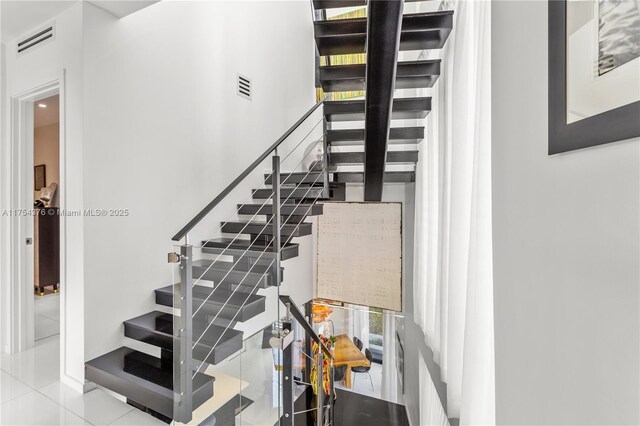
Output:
[
  {"xmin": 280, "ymin": 295, "xmax": 333, "ymax": 360},
  {"xmin": 190, "ymin": 134, "xmax": 325, "ymax": 290},
  {"xmin": 192, "ymin": 173, "xmax": 330, "ymax": 376},
  {"xmin": 172, "ymin": 100, "xmax": 325, "ymax": 241},
  {"xmin": 190, "ymin": 169, "xmax": 327, "ymax": 368}
]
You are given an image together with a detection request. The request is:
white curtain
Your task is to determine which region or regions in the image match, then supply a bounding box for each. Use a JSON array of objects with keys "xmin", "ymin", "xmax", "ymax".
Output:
[
  {"xmin": 413, "ymin": 0, "xmax": 495, "ymax": 424},
  {"xmin": 420, "ymin": 352, "xmax": 451, "ymax": 426},
  {"xmin": 380, "ymin": 312, "xmax": 398, "ymax": 402}
]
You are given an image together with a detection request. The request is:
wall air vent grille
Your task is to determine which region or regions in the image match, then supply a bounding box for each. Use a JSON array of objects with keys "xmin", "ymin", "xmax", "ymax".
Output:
[
  {"xmin": 237, "ymin": 74, "xmax": 252, "ymax": 100},
  {"xmin": 17, "ymin": 24, "xmax": 55, "ymax": 55}
]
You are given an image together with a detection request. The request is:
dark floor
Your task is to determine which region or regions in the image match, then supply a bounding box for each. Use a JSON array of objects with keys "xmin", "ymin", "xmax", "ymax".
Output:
[
  {"xmin": 288, "ymin": 386, "xmax": 409, "ymax": 426},
  {"xmin": 333, "ymin": 389, "xmax": 409, "ymax": 426}
]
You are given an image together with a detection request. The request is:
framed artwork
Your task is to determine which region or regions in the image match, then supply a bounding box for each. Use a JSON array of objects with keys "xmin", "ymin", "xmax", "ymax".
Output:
[
  {"xmin": 34, "ymin": 164, "xmax": 46, "ymax": 191},
  {"xmin": 316, "ymin": 202, "xmax": 402, "ymax": 312},
  {"xmin": 549, "ymin": 0, "xmax": 640, "ymax": 154}
]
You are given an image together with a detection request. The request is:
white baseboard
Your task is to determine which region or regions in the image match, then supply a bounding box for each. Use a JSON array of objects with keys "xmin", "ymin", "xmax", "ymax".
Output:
[{"xmin": 61, "ymin": 373, "xmax": 95, "ymax": 394}]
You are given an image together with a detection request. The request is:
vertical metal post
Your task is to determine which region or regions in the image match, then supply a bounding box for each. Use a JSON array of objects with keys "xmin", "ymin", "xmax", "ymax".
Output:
[
  {"xmin": 304, "ymin": 302, "xmax": 313, "ymax": 384},
  {"xmin": 329, "ymin": 363, "xmax": 335, "ymax": 426},
  {"xmin": 273, "ymin": 155, "xmax": 289, "ymax": 425},
  {"xmin": 321, "ymin": 116, "xmax": 330, "ymax": 199},
  {"xmin": 316, "ymin": 351, "xmax": 324, "ymax": 426},
  {"xmin": 272, "ymin": 156, "xmax": 281, "ymax": 285},
  {"xmin": 174, "ymin": 243, "xmax": 193, "ymax": 423},
  {"xmin": 282, "ymin": 322, "xmax": 294, "ymax": 426}
]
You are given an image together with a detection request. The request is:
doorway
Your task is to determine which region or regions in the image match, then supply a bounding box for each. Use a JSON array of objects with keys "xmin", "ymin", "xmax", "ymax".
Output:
[
  {"xmin": 1, "ymin": 80, "xmax": 63, "ymax": 355},
  {"xmin": 33, "ymin": 94, "xmax": 61, "ymax": 342}
]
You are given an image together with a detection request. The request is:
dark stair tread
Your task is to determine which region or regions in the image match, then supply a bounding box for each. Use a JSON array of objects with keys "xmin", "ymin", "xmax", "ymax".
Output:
[
  {"xmin": 331, "ymin": 151, "xmax": 419, "ymax": 164},
  {"xmin": 275, "ymin": 171, "xmax": 415, "ymax": 183},
  {"xmin": 221, "ymin": 221, "xmax": 313, "ymax": 237},
  {"xmin": 313, "ymin": 0, "xmax": 421, "ymax": 9},
  {"xmin": 238, "ymin": 203, "xmax": 324, "ymax": 216},
  {"xmin": 271, "ymin": 171, "xmax": 325, "ymax": 186},
  {"xmin": 124, "ymin": 311, "xmax": 243, "ymax": 365},
  {"xmin": 334, "ymin": 171, "xmax": 416, "ymax": 183},
  {"xmin": 192, "ymin": 258, "xmax": 281, "ymax": 288},
  {"xmin": 320, "ymin": 60, "xmax": 440, "ymax": 92},
  {"xmin": 314, "ymin": 11, "xmax": 454, "ymax": 55},
  {"xmin": 252, "ymin": 187, "xmax": 325, "ymax": 200},
  {"xmin": 201, "ymin": 238, "xmax": 299, "ymax": 261},
  {"xmin": 85, "ymin": 347, "xmax": 214, "ymax": 419},
  {"xmin": 265, "ymin": 172, "xmax": 324, "ymax": 185},
  {"xmin": 155, "ymin": 284, "xmax": 266, "ymax": 322},
  {"xmin": 193, "ymin": 258, "xmax": 274, "ymax": 274},
  {"xmin": 402, "ymin": 10, "xmax": 453, "ymax": 34},
  {"xmin": 314, "ymin": 16, "xmax": 365, "ymax": 57},
  {"xmin": 324, "ymin": 97, "xmax": 431, "ymax": 122},
  {"xmin": 313, "ymin": 0, "xmax": 365, "ymax": 8},
  {"xmin": 327, "ymin": 127, "xmax": 424, "ymax": 145}
]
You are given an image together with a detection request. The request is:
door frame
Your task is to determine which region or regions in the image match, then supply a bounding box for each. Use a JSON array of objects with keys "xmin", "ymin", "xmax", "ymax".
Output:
[{"xmin": 2, "ymin": 78, "xmax": 63, "ymax": 354}]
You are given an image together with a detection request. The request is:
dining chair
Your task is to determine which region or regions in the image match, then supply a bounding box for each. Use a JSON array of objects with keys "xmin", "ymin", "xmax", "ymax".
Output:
[
  {"xmin": 353, "ymin": 336, "xmax": 363, "ymax": 351},
  {"xmin": 352, "ymin": 348, "xmax": 374, "ymax": 391}
]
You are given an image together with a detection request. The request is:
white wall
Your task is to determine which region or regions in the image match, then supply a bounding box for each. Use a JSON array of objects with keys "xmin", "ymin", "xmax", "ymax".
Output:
[
  {"xmin": 1, "ymin": 41, "xmax": 8, "ymax": 355},
  {"xmin": 81, "ymin": 1, "xmax": 316, "ymax": 362},
  {"xmin": 0, "ymin": 3, "xmax": 86, "ymax": 390},
  {"xmin": 492, "ymin": 2, "xmax": 640, "ymax": 424}
]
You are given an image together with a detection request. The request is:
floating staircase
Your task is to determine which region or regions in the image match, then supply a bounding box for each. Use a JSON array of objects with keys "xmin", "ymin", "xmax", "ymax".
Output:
[
  {"xmin": 85, "ymin": 175, "xmax": 331, "ymax": 421},
  {"xmin": 85, "ymin": 1, "xmax": 453, "ymax": 424},
  {"xmin": 84, "ymin": 159, "xmax": 339, "ymax": 422},
  {"xmin": 315, "ymin": 5, "xmax": 453, "ymax": 198}
]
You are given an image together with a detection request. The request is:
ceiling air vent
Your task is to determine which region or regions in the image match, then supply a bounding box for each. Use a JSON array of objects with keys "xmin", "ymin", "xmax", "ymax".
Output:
[
  {"xmin": 237, "ymin": 74, "xmax": 252, "ymax": 100},
  {"xmin": 17, "ymin": 23, "xmax": 55, "ymax": 55}
]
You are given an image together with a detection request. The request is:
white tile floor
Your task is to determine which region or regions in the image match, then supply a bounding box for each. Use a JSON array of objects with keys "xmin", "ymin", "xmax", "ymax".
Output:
[
  {"xmin": 35, "ymin": 294, "xmax": 60, "ymax": 342},
  {"xmin": 1, "ymin": 335, "xmax": 60, "ymax": 390},
  {"xmin": 0, "ymin": 335, "xmax": 165, "ymax": 425}
]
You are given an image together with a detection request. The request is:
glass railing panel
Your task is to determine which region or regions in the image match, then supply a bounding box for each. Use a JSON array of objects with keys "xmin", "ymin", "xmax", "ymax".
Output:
[
  {"xmin": 310, "ymin": 301, "xmax": 406, "ymax": 405},
  {"xmin": 170, "ymin": 239, "xmax": 247, "ymax": 425},
  {"xmin": 166, "ymin": 102, "xmax": 328, "ymax": 424},
  {"xmin": 235, "ymin": 322, "xmax": 286, "ymax": 426}
]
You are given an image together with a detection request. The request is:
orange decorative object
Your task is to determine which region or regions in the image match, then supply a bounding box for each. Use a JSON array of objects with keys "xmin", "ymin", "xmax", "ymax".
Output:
[{"xmin": 312, "ymin": 304, "xmax": 333, "ymax": 323}]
